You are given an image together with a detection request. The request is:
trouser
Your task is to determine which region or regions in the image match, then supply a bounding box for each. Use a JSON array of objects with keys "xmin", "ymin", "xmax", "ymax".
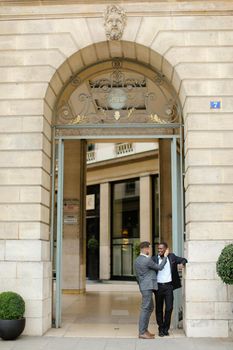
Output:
[
  {"xmin": 139, "ymin": 289, "xmax": 154, "ymax": 335},
  {"xmin": 154, "ymin": 283, "xmax": 174, "ymax": 332}
]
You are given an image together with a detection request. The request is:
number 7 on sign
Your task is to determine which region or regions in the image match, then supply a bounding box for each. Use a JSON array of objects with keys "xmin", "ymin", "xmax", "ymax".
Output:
[{"xmin": 210, "ymin": 101, "xmax": 221, "ymax": 109}]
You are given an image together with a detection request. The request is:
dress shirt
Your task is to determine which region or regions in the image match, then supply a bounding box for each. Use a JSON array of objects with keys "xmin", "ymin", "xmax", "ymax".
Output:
[{"xmin": 157, "ymin": 255, "xmax": 172, "ymax": 283}]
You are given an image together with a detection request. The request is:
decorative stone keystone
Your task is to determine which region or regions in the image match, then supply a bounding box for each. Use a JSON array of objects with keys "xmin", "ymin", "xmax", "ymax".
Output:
[{"xmin": 104, "ymin": 5, "xmax": 127, "ymax": 40}]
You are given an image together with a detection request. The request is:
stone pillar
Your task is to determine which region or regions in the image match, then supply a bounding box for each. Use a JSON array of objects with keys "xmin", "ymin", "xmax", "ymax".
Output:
[
  {"xmin": 99, "ymin": 182, "xmax": 111, "ymax": 280},
  {"xmin": 159, "ymin": 139, "xmax": 172, "ymax": 248},
  {"xmin": 140, "ymin": 176, "xmax": 152, "ymax": 243},
  {"xmin": 183, "ymin": 98, "xmax": 233, "ymax": 337},
  {"xmin": 62, "ymin": 140, "xmax": 86, "ymax": 293},
  {"xmin": 0, "ymin": 111, "xmax": 52, "ymax": 335}
]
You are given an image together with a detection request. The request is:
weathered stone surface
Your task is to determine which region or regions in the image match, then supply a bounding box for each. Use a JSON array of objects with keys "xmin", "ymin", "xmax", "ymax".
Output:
[
  {"xmin": 186, "ymin": 184, "xmax": 233, "ymax": 203},
  {"xmin": 0, "ymin": 204, "xmax": 49, "ymax": 222},
  {"xmin": 0, "ymin": 261, "xmax": 16, "ymax": 278},
  {"xmin": 186, "ymin": 203, "xmax": 233, "ymax": 222},
  {"xmin": 166, "ymin": 47, "xmax": 233, "ymax": 65},
  {"xmin": 215, "ymin": 302, "xmax": 233, "ymax": 320},
  {"xmin": 185, "ymin": 166, "xmax": 233, "ymax": 185},
  {"xmin": 5, "ymin": 240, "xmax": 50, "ymax": 261},
  {"xmin": 186, "ymin": 222, "xmax": 233, "ymax": 240},
  {"xmin": 185, "ymin": 131, "xmax": 233, "ymax": 149},
  {"xmin": 186, "ymin": 319, "xmax": 229, "ymax": 337},
  {"xmin": 185, "ymin": 149, "xmax": 233, "ymax": 167},
  {"xmin": 0, "ymin": 222, "xmax": 19, "ymax": 239},
  {"xmin": 185, "ymin": 280, "xmax": 228, "ymax": 302},
  {"xmin": 186, "ymin": 241, "xmax": 226, "ymax": 262},
  {"xmin": 17, "ymin": 261, "xmax": 51, "ymax": 279},
  {"xmin": 183, "ymin": 96, "xmax": 233, "ymax": 116},
  {"xmin": 0, "ymin": 66, "xmax": 55, "ymax": 83},
  {"xmin": 185, "ymin": 262, "xmax": 216, "ymax": 280},
  {"xmin": 19, "ymin": 222, "xmax": 49, "ymax": 240},
  {"xmin": 0, "ymin": 99, "xmax": 44, "ymax": 116},
  {"xmin": 186, "ymin": 302, "xmax": 215, "ymax": 320},
  {"xmin": 229, "ymin": 321, "xmax": 233, "ymax": 338},
  {"xmin": 185, "ymin": 113, "xmax": 233, "ymax": 132}
]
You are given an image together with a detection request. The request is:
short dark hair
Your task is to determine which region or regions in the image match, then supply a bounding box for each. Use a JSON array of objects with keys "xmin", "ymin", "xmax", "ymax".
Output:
[
  {"xmin": 159, "ymin": 242, "xmax": 168, "ymax": 249},
  {"xmin": 140, "ymin": 241, "xmax": 150, "ymax": 250}
]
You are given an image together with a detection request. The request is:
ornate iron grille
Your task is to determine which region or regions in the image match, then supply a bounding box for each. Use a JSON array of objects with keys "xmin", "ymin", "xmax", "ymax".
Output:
[{"xmin": 55, "ymin": 59, "xmax": 181, "ymax": 127}]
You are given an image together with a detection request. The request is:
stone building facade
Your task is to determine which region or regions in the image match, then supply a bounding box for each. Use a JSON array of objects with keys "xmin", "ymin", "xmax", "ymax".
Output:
[{"xmin": 0, "ymin": 0, "xmax": 233, "ymax": 338}]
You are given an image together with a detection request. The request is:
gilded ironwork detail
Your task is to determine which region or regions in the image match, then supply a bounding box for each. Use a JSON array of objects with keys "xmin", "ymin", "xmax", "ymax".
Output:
[
  {"xmin": 150, "ymin": 114, "xmax": 167, "ymax": 124},
  {"xmin": 70, "ymin": 115, "xmax": 87, "ymax": 125},
  {"xmin": 55, "ymin": 59, "xmax": 182, "ymax": 130}
]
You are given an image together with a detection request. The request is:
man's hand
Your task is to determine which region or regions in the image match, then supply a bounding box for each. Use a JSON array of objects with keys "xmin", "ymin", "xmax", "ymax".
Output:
[
  {"xmin": 177, "ymin": 264, "xmax": 185, "ymax": 271},
  {"xmin": 164, "ymin": 248, "xmax": 169, "ymax": 257}
]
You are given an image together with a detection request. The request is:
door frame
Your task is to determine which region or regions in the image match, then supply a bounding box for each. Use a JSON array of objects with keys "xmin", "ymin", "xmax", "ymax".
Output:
[{"xmin": 51, "ymin": 128, "xmax": 184, "ymax": 329}]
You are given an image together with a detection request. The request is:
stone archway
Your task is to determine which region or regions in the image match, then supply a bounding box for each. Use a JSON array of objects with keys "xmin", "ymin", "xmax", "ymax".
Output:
[
  {"xmin": 47, "ymin": 41, "xmax": 185, "ymax": 332},
  {"xmin": 44, "ymin": 41, "xmax": 182, "ymax": 126}
]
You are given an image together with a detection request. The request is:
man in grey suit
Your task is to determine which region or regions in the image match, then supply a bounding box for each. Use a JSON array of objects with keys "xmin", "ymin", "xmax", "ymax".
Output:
[{"xmin": 134, "ymin": 241, "xmax": 168, "ymax": 339}]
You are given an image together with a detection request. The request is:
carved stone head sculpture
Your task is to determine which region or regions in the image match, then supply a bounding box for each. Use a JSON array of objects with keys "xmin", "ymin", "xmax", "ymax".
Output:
[{"xmin": 104, "ymin": 5, "xmax": 127, "ymax": 40}]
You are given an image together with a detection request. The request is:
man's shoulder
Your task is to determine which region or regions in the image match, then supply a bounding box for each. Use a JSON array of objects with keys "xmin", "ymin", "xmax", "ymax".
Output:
[
  {"xmin": 169, "ymin": 252, "xmax": 187, "ymax": 264},
  {"xmin": 168, "ymin": 252, "xmax": 177, "ymax": 261},
  {"xmin": 151, "ymin": 255, "xmax": 158, "ymax": 262},
  {"xmin": 135, "ymin": 255, "xmax": 152, "ymax": 265},
  {"xmin": 135, "ymin": 255, "xmax": 145, "ymax": 263}
]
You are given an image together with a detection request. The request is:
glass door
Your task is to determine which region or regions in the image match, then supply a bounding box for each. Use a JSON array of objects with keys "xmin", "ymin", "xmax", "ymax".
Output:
[{"xmin": 111, "ymin": 179, "xmax": 140, "ymax": 279}]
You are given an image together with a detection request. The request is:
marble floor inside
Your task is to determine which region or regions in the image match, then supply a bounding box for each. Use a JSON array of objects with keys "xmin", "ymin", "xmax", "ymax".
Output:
[{"xmin": 45, "ymin": 290, "xmax": 185, "ymax": 338}]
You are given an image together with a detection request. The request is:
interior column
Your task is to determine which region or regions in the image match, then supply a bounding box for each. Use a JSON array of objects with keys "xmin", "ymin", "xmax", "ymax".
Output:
[
  {"xmin": 99, "ymin": 182, "xmax": 111, "ymax": 280},
  {"xmin": 140, "ymin": 175, "xmax": 152, "ymax": 243},
  {"xmin": 159, "ymin": 139, "xmax": 172, "ymax": 248},
  {"xmin": 62, "ymin": 140, "xmax": 86, "ymax": 293}
]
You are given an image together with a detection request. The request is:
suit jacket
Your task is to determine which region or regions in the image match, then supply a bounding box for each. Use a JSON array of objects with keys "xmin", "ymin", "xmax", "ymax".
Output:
[
  {"xmin": 152, "ymin": 253, "xmax": 188, "ymax": 290},
  {"xmin": 134, "ymin": 255, "xmax": 167, "ymax": 291}
]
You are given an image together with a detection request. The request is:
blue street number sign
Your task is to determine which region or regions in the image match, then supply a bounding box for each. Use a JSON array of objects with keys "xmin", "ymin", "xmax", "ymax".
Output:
[{"xmin": 210, "ymin": 101, "xmax": 221, "ymax": 109}]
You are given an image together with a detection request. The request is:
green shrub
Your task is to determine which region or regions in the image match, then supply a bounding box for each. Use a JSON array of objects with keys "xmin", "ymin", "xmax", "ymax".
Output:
[
  {"xmin": 0, "ymin": 292, "xmax": 25, "ymax": 320},
  {"xmin": 216, "ymin": 244, "xmax": 233, "ymax": 285}
]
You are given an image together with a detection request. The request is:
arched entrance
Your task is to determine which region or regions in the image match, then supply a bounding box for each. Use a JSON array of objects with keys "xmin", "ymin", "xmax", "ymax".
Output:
[{"xmin": 49, "ymin": 45, "xmax": 184, "ymax": 334}]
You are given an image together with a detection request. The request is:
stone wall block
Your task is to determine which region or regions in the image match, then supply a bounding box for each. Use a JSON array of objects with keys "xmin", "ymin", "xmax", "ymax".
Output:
[
  {"xmin": 185, "ymin": 280, "xmax": 228, "ymax": 302},
  {"xmin": 186, "ymin": 319, "xmax": 229, "ymax": 337},
  {"xmin": 186, "ymin": 302, "xmax": 215, "ymax": 320}
]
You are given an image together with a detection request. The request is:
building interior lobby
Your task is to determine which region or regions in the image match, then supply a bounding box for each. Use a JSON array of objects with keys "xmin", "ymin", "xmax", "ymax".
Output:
[
  {"xmin": 47, "ymin": 288, "xmax": 184, "ymax": 338},
  {"xmin": 49, "ymin": 136, "xmax": 184, "ymax": 338}
]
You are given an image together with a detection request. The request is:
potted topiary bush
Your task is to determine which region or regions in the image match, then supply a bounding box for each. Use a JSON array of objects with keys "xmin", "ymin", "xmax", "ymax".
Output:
[
  {"xmin": 216, "ymin": 244, "xmax": 233, "ymax": 285},
  {"xmin": 0, "ymin": 291, "xmax": 26, "ymax": 340}
]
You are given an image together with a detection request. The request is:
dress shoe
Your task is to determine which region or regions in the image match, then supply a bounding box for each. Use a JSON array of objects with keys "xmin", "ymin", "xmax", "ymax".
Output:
[
  {"xmin": 139, "ymin": 333, "xmax": 155, "ymax": 339},
  {"xmin": 158, "ymin": 331, "xmax": 165, "ymax": 337},
  {"xmin": 146, "ymin": 330, "xmax": 155, "ymax": 337},
  {"xmin": 163, "ymin": 330, "xmax": 169, "ymax": 336}
]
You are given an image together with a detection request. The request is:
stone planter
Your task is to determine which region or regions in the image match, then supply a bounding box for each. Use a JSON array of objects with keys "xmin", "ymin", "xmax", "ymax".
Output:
[{"xmin": 0, "ymin": 318, "xmax": 26, "ymax": 340}]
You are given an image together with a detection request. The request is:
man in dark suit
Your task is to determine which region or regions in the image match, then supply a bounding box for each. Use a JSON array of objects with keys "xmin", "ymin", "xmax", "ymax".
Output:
[
  {"xmin": 134, "ymin": 241, "xmax": 169, "ymax": 339},
  {"xmin": 152, "ymin": 242, "xmax": 187, "ymax": 337}
]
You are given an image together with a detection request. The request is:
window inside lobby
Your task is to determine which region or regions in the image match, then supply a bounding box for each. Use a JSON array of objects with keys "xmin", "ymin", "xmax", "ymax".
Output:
[
  {"xmin": 111, "ymin": 178, "xmax": 140, "ymax": 280},
  {"xmin": 86, "ymin": 185, "xmax": 100, "ymax": 281}
]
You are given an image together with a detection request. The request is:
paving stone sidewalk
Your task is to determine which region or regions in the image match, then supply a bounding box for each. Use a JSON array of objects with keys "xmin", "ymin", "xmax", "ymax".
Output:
[{"xmin": 0, "ymin": 336, "xmax": 232, "ymax": 350}]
